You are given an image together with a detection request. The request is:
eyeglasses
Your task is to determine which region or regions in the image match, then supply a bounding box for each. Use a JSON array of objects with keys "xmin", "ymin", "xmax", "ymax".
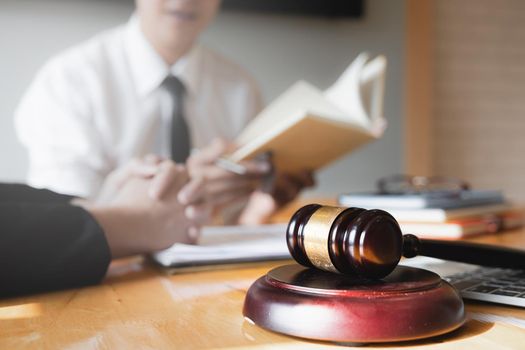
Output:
[{"xmin": 377, "ymin": 175, "xmax": 470, "ymax": 196}]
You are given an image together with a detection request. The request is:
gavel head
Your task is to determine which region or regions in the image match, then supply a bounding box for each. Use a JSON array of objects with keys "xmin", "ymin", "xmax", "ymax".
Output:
[{"xmin": 286, "ymin": 204, "xmax": 403, "ymax": 279}]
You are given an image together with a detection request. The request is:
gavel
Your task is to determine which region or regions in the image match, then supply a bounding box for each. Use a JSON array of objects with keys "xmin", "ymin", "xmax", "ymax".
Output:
[{"xmin": 287, "ymin": 204, "xmax": 525, "ymax": 279}]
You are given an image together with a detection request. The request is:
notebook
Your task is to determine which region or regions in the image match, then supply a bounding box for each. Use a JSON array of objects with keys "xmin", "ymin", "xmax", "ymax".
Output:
[
  {"xmin": 152, "ymin": 224, "xmax": 291, "ymax": 268},
  {"xmin": 400, "ymin": 212, "xmax": 524, "ymax": 239},
  {"xmin": 338, "ymin": 190, "xmax": 504, "ymax": 210},
  {"xmin": 367, "ymin": 203, "xmax": 514, "ymax": 223}
]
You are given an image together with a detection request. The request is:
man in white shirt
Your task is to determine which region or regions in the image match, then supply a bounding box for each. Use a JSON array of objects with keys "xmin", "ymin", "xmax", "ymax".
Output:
[{"xmin": 16, "ymin": 0, "xmax": 313, "ymax": 224}]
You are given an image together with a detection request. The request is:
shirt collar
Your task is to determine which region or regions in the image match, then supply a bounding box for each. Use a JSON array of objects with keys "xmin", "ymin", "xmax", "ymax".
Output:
[{"xmin": 124, "ymin": 15, "xmax": 198, "ymax": 98}]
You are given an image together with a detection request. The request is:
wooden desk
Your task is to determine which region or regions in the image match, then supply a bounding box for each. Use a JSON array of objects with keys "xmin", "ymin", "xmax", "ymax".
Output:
[{"xmin": 3, "ymin": 214, "xmax": 525, "ymax": 348}]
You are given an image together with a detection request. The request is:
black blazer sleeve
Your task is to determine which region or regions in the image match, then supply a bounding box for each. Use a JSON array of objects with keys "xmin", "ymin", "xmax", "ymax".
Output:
[
  {"xmin": 0, "ymin": 183, "xmax": 75, "ymax": 203},
  {"xmin": 0, "ymin": 185, "xmax": 111, "ymax": 297}
]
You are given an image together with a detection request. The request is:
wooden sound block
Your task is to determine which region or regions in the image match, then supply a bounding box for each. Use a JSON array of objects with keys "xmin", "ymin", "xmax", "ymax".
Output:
[{"xmin": 243, "ymin": 264, "xmax": 465, "ymax": 343}]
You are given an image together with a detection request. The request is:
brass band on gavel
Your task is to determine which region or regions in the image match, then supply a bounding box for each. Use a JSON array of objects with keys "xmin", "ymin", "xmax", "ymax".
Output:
[{"xmin": 302, "ymin": 206, "xmax": 346, "ymax": 273}]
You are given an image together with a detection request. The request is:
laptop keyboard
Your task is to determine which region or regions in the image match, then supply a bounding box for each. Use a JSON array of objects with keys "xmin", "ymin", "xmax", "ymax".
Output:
[{"xmin": 445, "ymin": 267, "xmax": 525, "ymax": 307}]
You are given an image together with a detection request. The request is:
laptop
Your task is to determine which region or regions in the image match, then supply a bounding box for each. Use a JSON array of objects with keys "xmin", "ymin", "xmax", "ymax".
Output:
[{"xmin": 401, "ymin": 257, "xmax": 525, "ymax": 308}]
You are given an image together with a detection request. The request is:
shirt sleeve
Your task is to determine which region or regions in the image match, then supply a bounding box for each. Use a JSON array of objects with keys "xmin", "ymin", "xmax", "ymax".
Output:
[
  {"xmin": 0, "ymin": 186, "xmax": 111, "ymax": 297},
  {"xmin": 14, "ymin": 57, "xmax": 109, "ymax": 199}
]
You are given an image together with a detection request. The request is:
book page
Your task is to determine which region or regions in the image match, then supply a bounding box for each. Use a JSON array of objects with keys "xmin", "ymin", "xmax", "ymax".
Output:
[
  {"xmin": 324, "ymin": 53, "xmax": 387, "ymax": 136},
  {"xmin": 235, "ymin": 81, "xmax": 347, "ymax": 147}
]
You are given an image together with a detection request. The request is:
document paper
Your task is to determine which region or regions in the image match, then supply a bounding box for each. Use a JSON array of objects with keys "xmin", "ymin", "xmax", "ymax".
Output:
[{"xmin": 153, "ymin": 224, "xmax": 291, "ymax": 267}]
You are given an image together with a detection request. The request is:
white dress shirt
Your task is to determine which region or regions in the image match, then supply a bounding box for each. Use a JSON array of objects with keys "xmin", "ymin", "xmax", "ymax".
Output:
[{"xmin": 15, "ymin": 17, "xmax": 262, "ymax": 198}]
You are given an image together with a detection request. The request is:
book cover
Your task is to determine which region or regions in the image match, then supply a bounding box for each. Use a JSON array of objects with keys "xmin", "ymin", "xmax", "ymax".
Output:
[{"xmin": 400, "ymin": 212, "xmax": 524, "ymax": 239}]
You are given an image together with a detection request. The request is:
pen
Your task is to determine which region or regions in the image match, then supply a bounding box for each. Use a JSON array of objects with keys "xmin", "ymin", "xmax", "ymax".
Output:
[{"xmin": 215, "ymin": 157, "xmax": 247, "ymax": 175}]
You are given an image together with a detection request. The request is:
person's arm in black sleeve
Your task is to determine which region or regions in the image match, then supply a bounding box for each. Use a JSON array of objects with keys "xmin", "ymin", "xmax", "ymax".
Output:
[
  {"xmin": 0, "ymin": 183, "xmax": 74, "ymax": 203},
  {"xmin": 0, "ymin": 160, "xmax": 198, "ymax": 297},
  {"xmin": 0, "ymin": 202, "xmax": 111, "ymax": 297}
]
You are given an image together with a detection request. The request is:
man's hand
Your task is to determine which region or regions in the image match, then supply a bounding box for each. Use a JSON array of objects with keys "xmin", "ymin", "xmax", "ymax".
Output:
[
  {"xmin": 144, "ymin": 138, "xmax": 316, "ymax": 225},
  {"xmin": 78, "ymin": 159, "xmax": 199, "ymax": 258},
  {"xmin": 266, "ymin": 170, "xmax": 316, "ymax": 208},
  {"xmin": 94, "ymin": 154, "xmax": 162, "ymax": 205},
  {"xmin": 239, "ymin": 170, "xmax": 316, "ymax": 225},
  {"xmin": 177, "ymin": 139, "xmax": 271, "ymax": 224}
]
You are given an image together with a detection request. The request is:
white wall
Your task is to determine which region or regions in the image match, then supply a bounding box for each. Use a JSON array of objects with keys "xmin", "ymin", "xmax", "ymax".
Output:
[{"xmin": 0, "ymin": 0, "xmax": 405, "ymax": 196}]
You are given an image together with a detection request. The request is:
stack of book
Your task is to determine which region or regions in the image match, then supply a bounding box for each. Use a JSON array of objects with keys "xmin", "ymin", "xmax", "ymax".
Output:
[{"xmin": 338, "ymin": 190, "xmax": 523, "ymax": 239}]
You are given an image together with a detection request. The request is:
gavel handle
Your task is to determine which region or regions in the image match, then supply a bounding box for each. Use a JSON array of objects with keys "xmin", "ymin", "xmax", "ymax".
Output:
[{"xmin": 403, "ymin": 234, "xmax": 525, "ymax": 270}]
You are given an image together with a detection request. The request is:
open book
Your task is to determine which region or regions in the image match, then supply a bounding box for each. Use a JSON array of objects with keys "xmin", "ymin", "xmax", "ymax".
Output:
[{"xmin": 227, "ymin": 53, "xmax": 387, "ymax": 172}]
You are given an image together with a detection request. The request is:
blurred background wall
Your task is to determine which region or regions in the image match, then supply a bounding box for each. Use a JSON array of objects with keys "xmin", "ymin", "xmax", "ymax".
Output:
[
  {"xmin": 404, "ymin": 0, "xmax": 525, "ymax": 203},
  {"xmin": 432, "ymin": 0, "xmax": 525, "ymax": 202},
  {"xmin": 0, "ymin": 0, "xmax": 405, "ymax": 196}
]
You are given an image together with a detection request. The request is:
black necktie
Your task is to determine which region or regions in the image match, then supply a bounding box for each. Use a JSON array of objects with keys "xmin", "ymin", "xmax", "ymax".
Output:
[{"xmin": 163, "ymin": 75, "xmax": 191, "ymax": 163}]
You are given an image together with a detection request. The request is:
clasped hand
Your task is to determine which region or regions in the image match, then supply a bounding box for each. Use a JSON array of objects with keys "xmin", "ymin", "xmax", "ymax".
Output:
[{"xmin": 76, "ymin": 156, "xmax": 201, "ymax": 258}]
